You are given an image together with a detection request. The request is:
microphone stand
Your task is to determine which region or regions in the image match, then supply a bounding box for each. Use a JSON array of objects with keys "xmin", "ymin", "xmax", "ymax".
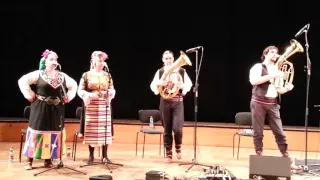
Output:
[
  {"xmin": 34, "ymin": 70, "xmax": 86, "ymax": 176},
  {"xmin": 301, "ymin": 28, "xmax": 320, "ymax": 175},
  {"xmin": 303, "ymin": 28, "xmax": 311, "ymax": 169},
  {"xmin": 294, "ymin": 27, "xmax": 320, "ymax": 175},
  {"xmin": 79, "ymin": 67, "xmax": 123, "ymax": 173},
  {"xmin": 179, "ymin": 47, "xmax": 211, "ymax": 172}
]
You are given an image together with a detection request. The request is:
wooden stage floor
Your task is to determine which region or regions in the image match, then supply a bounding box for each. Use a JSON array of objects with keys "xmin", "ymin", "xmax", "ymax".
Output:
[
  {"xmin": 0, "ymin": 142, "xmax": 319, "ymax": 180},
  {"xmin": 1, "ymin": 118, "xmax": 320, "ymax": 179}
]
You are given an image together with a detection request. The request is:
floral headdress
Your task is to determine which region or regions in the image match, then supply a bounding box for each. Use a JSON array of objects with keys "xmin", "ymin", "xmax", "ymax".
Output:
[{"xmin": 90, "ymin": 51, "xmax": 108, "ymax": 69}]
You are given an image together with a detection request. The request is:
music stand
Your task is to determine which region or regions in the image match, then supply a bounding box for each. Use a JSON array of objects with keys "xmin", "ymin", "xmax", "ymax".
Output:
[
  {"xmin": 79, "ymin": 70, "xmax": 123, "ymax": 173},
  {"xmin": 34, "ymin": 78, "xmax": 86, "ymax": 176},
  {"xmin": 178, "ymin": 47, "xmax": 212, "ymax": 172}
]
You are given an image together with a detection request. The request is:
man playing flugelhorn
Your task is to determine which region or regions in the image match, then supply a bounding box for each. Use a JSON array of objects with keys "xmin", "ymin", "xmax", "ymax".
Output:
[{"xmin": 249, "ymin": 45, "xmax": 301, "ymax": 169}]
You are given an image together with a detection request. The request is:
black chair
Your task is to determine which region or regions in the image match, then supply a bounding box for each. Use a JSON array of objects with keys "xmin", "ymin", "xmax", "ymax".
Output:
[
  {"xmin": 71, "ymin": 107, "xmax": 82, "ymax": 161},
  {"xmin": 19, "ymin": 106, "xmax": 30, "ymax": 162},
  {"xmin": 233, "ymin": 112, "xmax": 253, "ymax": 160},
  {"xmin": 135, "ymin": 109, "xmax": 165, "ymax": 158},
  {"xmin": 71, "ymin": 107, "xmax": 100, "ymax": 161}
]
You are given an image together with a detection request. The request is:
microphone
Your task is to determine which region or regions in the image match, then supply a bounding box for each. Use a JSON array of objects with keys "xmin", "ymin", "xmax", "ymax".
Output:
[
  {"xmin": 103, "ymin": 62, "xmax": 109, "ymax": 72},
  {"xmin": 53, "ymin": 62, "xmax": 61, "ymax": 70},
  {"xmin": 295, "ymin": 24, "xmax": 310, "ymax": 38},
  {"xmin": 186, "ymin": 46, "xmax": 202, "ymax": 53}
]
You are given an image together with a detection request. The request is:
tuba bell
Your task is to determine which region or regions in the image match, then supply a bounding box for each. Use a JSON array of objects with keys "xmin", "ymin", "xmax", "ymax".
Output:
[
  {"xmin": 272, "ymin": 39, "xmax": 304, "ymax": 94},
  {"xmin": 158, "ymin": 51, "xmax": 192, "ymax": 99}
]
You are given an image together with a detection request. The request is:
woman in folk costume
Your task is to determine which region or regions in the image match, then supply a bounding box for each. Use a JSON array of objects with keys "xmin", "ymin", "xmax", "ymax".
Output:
[
  {"xmin": 77, "ymin": 51, "xmax": 115, "ymax": 164},
  {"xmin": 18, "ymin": 49, "xmax": 78, "ymax": 170}
]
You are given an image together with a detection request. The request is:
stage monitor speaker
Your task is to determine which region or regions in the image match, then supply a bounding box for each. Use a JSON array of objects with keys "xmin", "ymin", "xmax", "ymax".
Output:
[
  {"xmin": 89, "ymin": 175, "xmax": 113, "ymax": 180},
  {"xmin": 249, "ymin": 155, "xmax": 291, "ymax": 180},
  {"xmin": 145, "ymin": 170, "xmax": 167, "ymax": 180}
]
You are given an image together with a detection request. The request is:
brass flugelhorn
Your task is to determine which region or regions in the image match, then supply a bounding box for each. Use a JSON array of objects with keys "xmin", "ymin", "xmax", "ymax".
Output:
[{"xmin": 272, "ymin": 39, "xmax": 304, "ymax": 94}]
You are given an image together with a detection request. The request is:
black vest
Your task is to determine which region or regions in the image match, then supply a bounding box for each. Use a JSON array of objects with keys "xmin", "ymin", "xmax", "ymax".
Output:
[
  {"xmin": 252, "ymin": 64, "xmax": 269, "ymax": 97},
  {"xmin": 252, "ymin": 63, "xmax": 281, "ymax": 103}
]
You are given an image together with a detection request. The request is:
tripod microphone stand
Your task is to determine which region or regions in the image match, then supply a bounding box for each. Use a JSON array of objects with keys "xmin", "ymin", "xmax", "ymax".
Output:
[
  {"xmin": 79, "ymin": 113, "xmax": 123, "ymax": 173},
  {"xmin": 302, "ymin": 27, "xmax": 320, "ymax": 175},
  {"xmin": 303, "ymin": 24, "xmax": 312, "ymax": 170},
  {"xmin": 293, "ymin": 24, "xmax": 320, "ymax": 175},
  {"xmin": 34, "ymin": 76, "xmax": 86, "ymax": 176},
  {"xmin": 179, "ymin": 46, "xmax": 211, "ymax": 172},
  {"xmin": 79, "ymin": 69, "xmax": 123, "ymax": 173}
]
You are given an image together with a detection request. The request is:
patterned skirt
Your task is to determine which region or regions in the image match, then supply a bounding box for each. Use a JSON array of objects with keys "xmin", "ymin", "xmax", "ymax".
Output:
[
  {"xmin": 83, "ymin": 98, "xmax": 112, "ymax": 145},
  {"xmin": 23, "ymin": 127, "xmax": 66, "ymax": 159}
]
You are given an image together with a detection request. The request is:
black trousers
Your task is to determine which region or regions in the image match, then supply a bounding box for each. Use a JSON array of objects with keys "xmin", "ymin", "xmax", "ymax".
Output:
[
  {"xmin": 250, "ymin": 100, "xmax": 288, "ymax": 154},
  {"xmin": 160, "ymin": 98, "xmax": 184, "ymax": 154}
]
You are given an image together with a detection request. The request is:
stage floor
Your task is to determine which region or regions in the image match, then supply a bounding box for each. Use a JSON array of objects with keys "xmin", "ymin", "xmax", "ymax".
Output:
[{"xmin": 0, "ymin": 142, "xmax": 319, "ymax": 180}]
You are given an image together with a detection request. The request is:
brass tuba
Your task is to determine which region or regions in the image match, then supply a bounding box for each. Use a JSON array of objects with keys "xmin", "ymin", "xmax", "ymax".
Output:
[
  {"xmin": 158, "ymin": 51, "xmax": 192, "ymax": 99},
  {"xmin": 272, "ymin": 39, "xmax": 304, "ymax": 94}
]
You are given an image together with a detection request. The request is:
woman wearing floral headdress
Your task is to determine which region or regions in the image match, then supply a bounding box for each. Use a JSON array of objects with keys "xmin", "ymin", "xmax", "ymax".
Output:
[
  {"xmin": 18, "ymin": 49, "xmax": 78, "ymax": 170},
  {"xmin": 77, "ymin": 51, "xmax": 115, "ymax": 164}
]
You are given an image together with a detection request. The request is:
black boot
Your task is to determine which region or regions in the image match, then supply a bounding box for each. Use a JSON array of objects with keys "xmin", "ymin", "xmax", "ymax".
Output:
[
  {"xmin": 175, "ymin": 144, "xmax": 182, "ymax": 159},
  {"xmin": 44, "ymin": 159, "xmax": 53, "ymax": 168},
  {"xmin": 165, "ymin": 146, "xmax": 173, "ymax": 163},
  {"xmin": 102, "ymin": 145, "xmax": 111, "ymax": 163},
  {"xmin": 88, "ymin": 145, "xmax": 94, "ymax": 164}
]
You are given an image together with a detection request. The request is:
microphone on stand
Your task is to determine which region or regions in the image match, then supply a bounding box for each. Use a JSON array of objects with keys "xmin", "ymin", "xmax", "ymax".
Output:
[
  {"xmin": 186, "ymin": 46, "xmax": 203, "ymax": 53},
  {"xmin": 53, "ymin": 62, "xmax": 61, "ymax": 71},
  {"xmin": 295, "ymin": 24, "xmax": 310, "ymax": 38},
  {"xmin": 103, "ymin": 62, "xmax": 109, "ymax": 72},
  {"xmin": 52, "ymin": 62, "xmax": 68, "ymax": 102}
]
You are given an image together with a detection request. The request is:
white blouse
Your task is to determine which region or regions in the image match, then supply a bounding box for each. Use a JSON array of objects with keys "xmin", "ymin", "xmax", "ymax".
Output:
[{"xmin": 18, "ymin": 70, "xmax": 78, "ymax": 101}]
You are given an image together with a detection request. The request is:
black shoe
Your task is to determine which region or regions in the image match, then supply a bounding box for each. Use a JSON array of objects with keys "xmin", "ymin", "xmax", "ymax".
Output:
[
  {"xmin": 282, "ymin": 152, "xmax": 289, "ymax": 157},
  {"xmin": 256, "ymin": 150, "xmax": 263, "ymax": 156},
  {"xmin": 103, "ymin": 157, "xmax": 111, "ymax": 163},
  {"xmin": 87, "ymin": 155, "xmax": 94, "ymax": 165}
]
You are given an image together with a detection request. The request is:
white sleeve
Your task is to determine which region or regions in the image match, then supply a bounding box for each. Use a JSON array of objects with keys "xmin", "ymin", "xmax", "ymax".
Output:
[
  {"xmin": 150, "ymin": 70, "xmax": 160, "ymax": 95},
  {"xmin": 18, "ymin": 70, "xmax": 39, "ymax": 99},
  {"xmin": 182, "ymin": 71, "xmax": 193, "ymax": 95},
  {"xmin": 249, "ymin": 63, "xmax": 262, "ymax": 84},
  {"xmin": 77, "ymin": 73, "xmax": 88, "ymax": 99},
  {"xmin": 61, "ymin": 72, "xmax": 78, "ymax": 101}
]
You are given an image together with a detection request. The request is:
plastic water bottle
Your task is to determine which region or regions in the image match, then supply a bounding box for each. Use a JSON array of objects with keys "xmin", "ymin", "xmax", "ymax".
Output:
[
  {"xmin": 9, "ymin": 146, "xmax": 14, "ymax": 162},
  {"xmin": 149, "ymin": 116, "xmax": 154, "ymax": 129},
  {"xmin": 66, "ymin": 145, "xmax": 71, "ymax": 159}
]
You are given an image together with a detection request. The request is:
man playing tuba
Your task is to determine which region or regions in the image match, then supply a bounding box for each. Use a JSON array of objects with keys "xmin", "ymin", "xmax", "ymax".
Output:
[{"xmin": 150, "ymin": 50, "xmax": 192, "ymax": 163}]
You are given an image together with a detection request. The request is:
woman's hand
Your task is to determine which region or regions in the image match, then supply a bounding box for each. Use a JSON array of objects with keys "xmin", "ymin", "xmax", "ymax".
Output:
[
  {"xmin": 26, "ymin": 94, "xmax": 36, "ymax": 102},
  {"xmin": 107, "ymin": 89, "xmax": 115, "ymax": 99}
]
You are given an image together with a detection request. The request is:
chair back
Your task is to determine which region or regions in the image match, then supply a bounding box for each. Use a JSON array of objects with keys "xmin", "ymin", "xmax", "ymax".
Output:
[
  {"xmin": 24, "ymin": 106, "xmax": 30, "ymax": 119},
  {"xmin": 235, "ymin": 112, "xmax": 252, "ymax": 126},
  {"xmin": 138, "ymin": 110, "xmax": 161, "ymax": 124},
  {"xmin": 76, "ymin": 107, "xmax": 83, "ymax": 120}
]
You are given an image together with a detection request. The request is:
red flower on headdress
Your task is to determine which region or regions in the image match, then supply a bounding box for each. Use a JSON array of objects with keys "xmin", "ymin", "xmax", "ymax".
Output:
[
  {"xmin": 41, "ymin": 49, "xmax": 51, "ymax": 58},
  {"xmin": 41, "ymin": 49, "xmax": 58, "ymax": 59}
]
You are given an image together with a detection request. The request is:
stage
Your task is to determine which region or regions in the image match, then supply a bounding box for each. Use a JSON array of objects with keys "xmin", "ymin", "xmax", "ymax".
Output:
[{"xmin": 0, "ymin": 118, "xmax": 320, "ymax": 179}]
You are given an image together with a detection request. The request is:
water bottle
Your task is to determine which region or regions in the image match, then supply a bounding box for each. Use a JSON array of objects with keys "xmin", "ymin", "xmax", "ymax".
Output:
[
  {"xmin": 149, "ymin": 116, "xmax": 154, "ymax": 129},
  {"xmin": 66, "ymin": 145, "xmax": 71, "ymax": 159},
  {"xmin": 9, "ymin": 146, "xmax": 14, "ymax": 162}
]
